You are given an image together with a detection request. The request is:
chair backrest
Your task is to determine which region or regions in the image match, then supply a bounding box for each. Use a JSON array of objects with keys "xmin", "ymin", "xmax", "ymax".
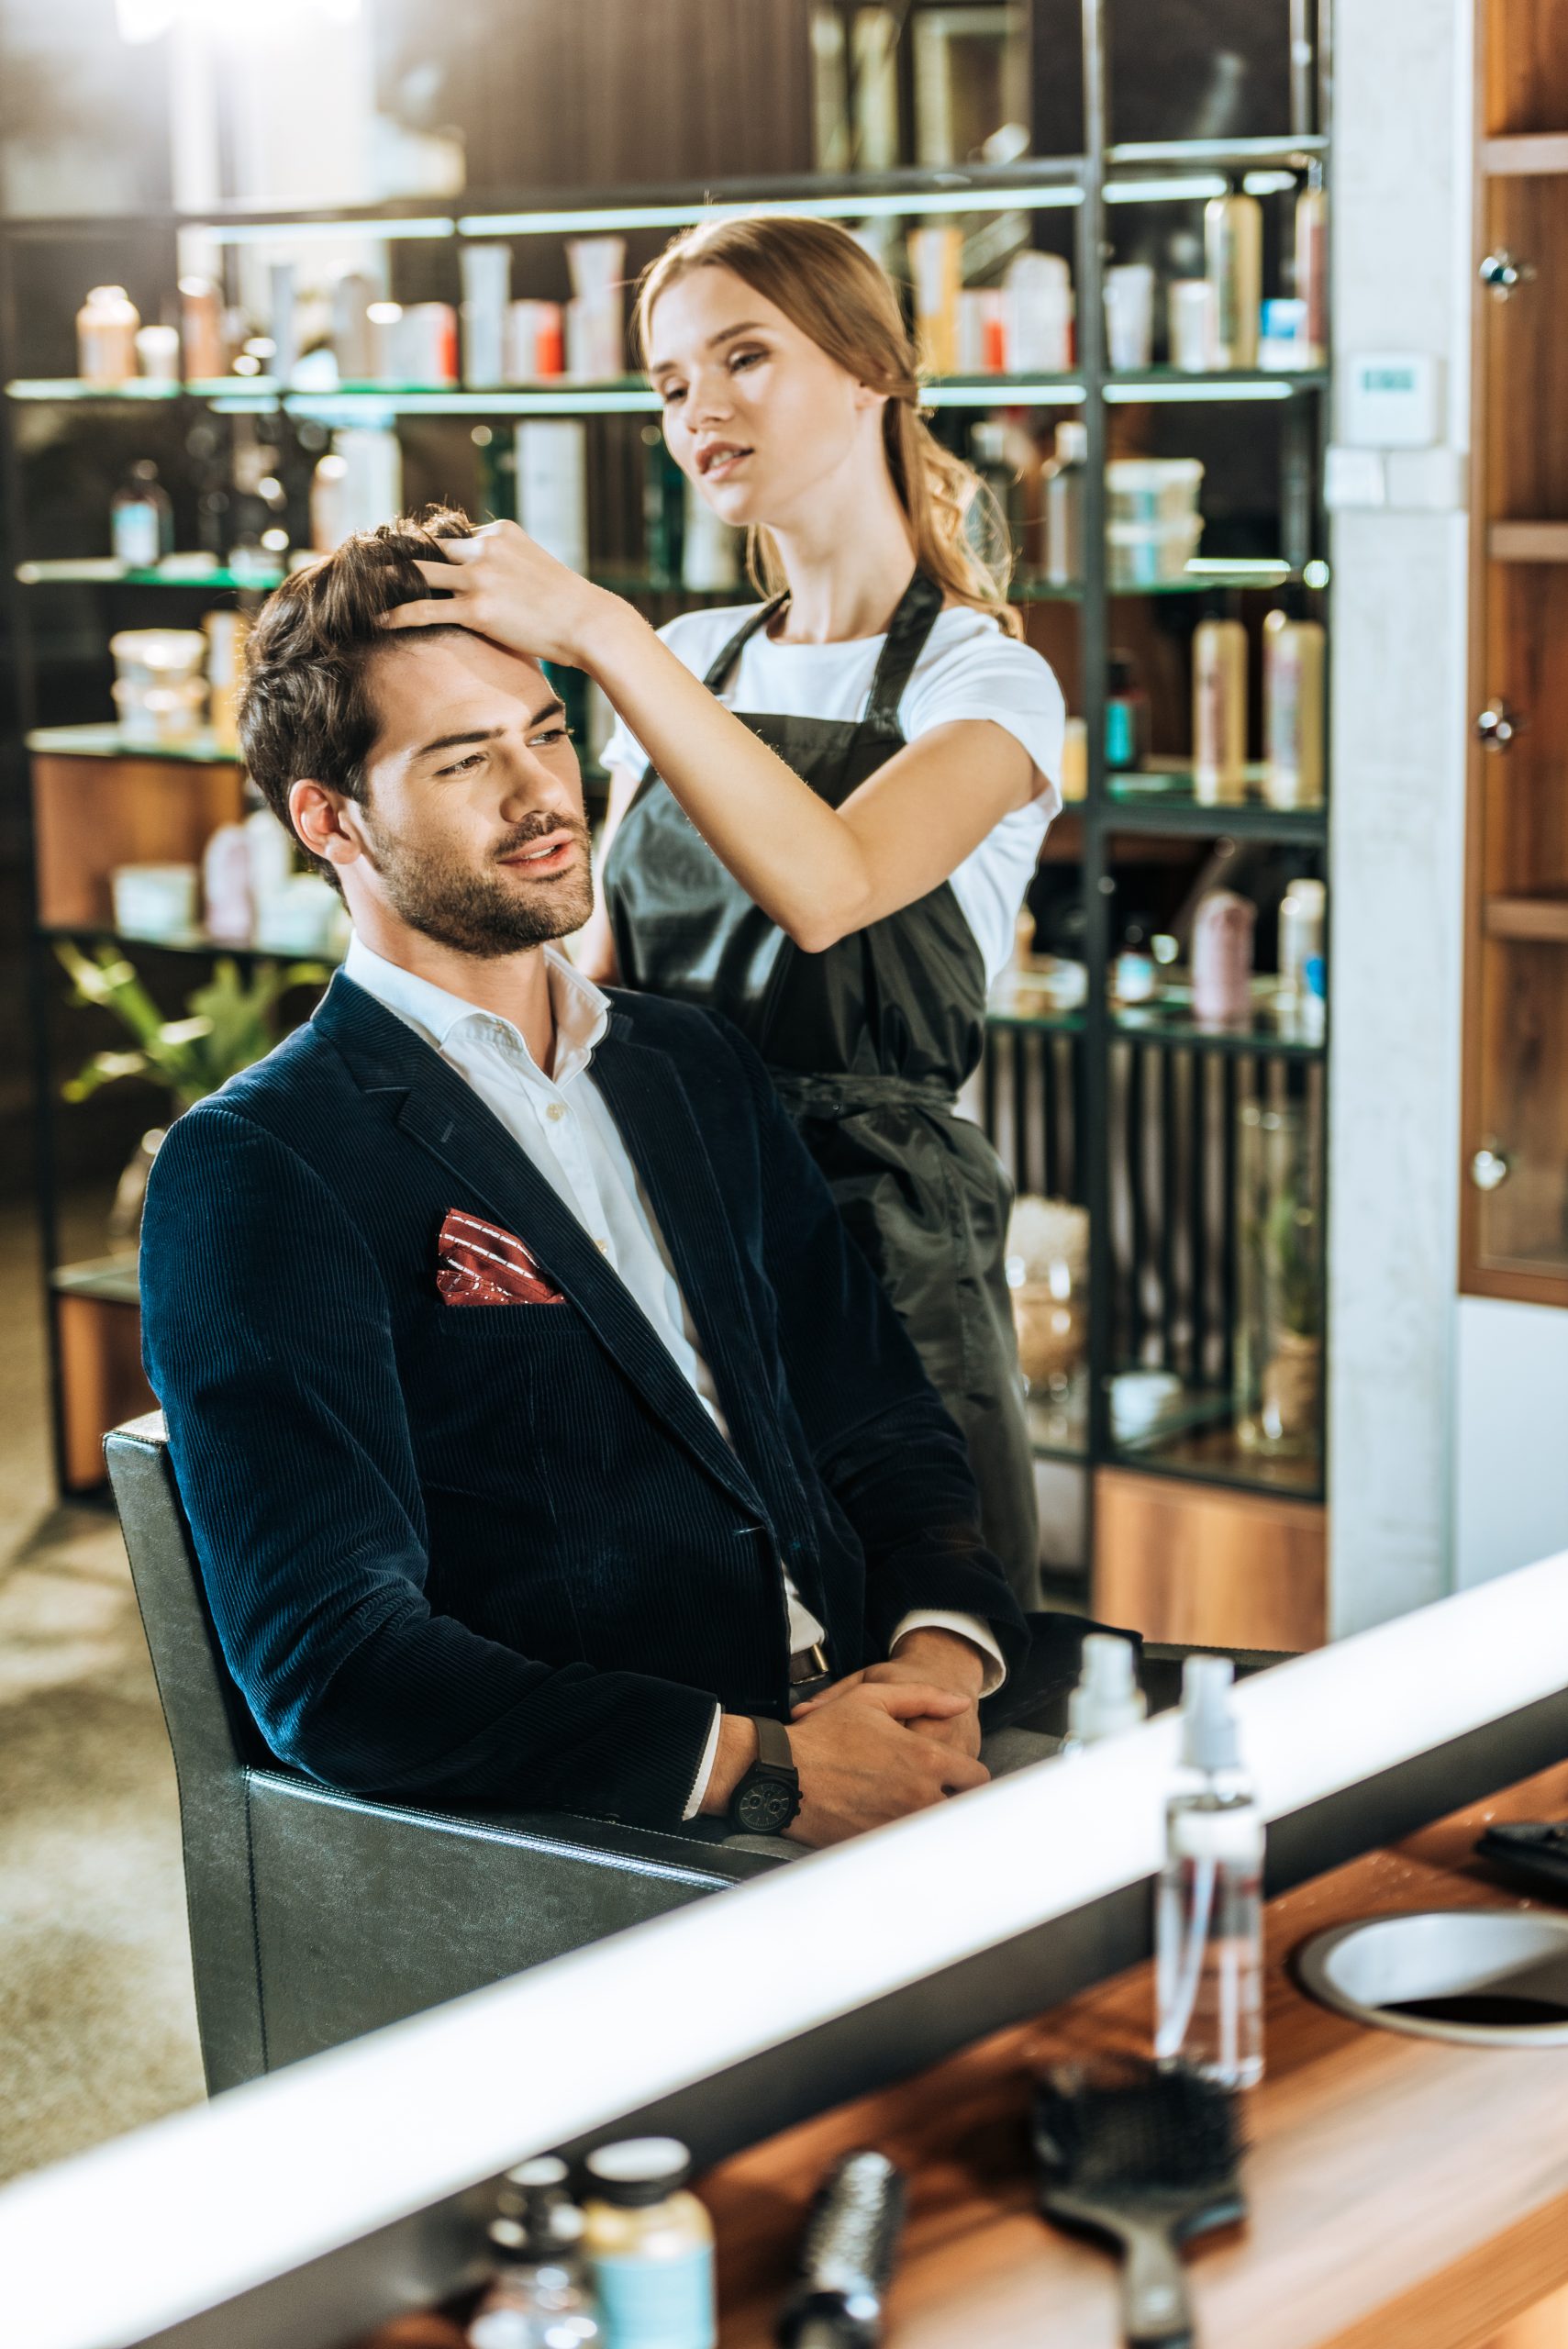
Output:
[
  {"xmin": 106, "ymin": 1410, "xmax": 272, "ymax": 2085},
  {"xmin": 106, "ymin": 1411, "xmax": 269, "ymax": 1778}
]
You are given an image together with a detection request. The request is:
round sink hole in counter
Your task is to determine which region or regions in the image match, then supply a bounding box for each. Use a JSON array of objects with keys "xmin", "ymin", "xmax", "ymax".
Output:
[{"xmin": 1296, "ymin": 1910, "xmax": 1568, "ymax": 2046}]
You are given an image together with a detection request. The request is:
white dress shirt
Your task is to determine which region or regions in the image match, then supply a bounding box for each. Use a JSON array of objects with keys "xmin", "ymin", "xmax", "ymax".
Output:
[{"xmin": 344, "ymin": 935, "xmax": 1005, "ymax": 1814}]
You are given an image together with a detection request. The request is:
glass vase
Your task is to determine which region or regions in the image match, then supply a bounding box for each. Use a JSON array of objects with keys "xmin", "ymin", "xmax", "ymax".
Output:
[{"xmin": 1234, "ymin": 1101, "xmax": 1323, "ymax": 1459}]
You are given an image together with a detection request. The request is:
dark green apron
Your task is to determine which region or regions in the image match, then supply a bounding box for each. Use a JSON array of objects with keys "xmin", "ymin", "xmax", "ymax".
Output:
[{"xmin": 603, "ymin": 569, "xmax": 1040, "ymax": 1608}]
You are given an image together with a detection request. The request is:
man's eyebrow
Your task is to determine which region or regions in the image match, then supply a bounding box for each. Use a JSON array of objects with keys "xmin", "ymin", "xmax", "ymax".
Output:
[
  {"xmin": 649, "ymin": 322, "xmax": 770, "ymax": 376},
  {"xmin": 415, "ymin": 700, "xmax": 566, "ymax": 762}
]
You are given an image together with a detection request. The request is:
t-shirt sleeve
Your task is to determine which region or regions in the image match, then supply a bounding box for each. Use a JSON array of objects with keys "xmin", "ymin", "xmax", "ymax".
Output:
[
  {"xmin": 597, "ymin": 607, "xmax": 742, "ymax": 780},
  {"xmin": 902, "ymin": 623, "xmax": 1067, "ymax": 807}
]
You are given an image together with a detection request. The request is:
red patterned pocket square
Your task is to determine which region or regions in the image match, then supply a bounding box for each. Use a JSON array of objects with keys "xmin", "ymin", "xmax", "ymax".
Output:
[{"xmin": 436, "ymin": 1208, "xmax": 566, "ymax": 1307}]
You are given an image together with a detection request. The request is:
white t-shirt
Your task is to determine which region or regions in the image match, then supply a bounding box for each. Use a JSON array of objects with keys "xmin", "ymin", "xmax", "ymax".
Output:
[{"xmin": 600, "ymin": 602, "xmax": 1065, "ymax": 985}]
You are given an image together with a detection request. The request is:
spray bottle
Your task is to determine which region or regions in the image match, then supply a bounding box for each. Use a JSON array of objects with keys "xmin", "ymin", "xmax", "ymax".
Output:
[
  {"xmin": 1061, "ymin": 1633, "xmax": 1148, "ymax": 1755},
  {"xmin": 1154, "ymin": 1657, "xmax": 1264, "ymax": 2087}
]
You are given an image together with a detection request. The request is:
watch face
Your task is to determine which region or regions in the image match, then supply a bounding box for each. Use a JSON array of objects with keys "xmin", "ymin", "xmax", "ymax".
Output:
[{"xmin": 737, "ymin": 1776, "xmax": 797, "ymax": 1834}]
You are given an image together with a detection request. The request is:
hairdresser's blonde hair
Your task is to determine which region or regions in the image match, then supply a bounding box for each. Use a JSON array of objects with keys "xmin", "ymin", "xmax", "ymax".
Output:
[{"xmin": 635, "ymin": 214, "xmax": 1023, "ymax": 640}]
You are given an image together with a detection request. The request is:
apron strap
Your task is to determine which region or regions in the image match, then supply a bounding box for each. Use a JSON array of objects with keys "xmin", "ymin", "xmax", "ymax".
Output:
[
  {"xmin": 862, "ymin": 569, "xmax": 946, "ymax": 738},
  {"xmin": 700, "ymin": 594, "xmax": 791, "ymax": 694}
]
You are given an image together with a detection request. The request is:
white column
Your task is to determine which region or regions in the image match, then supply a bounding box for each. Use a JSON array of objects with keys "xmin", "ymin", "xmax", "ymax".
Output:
[{"xmin": 1326, "ymin": 0, "xmax": 1474, "ymax": 1632}]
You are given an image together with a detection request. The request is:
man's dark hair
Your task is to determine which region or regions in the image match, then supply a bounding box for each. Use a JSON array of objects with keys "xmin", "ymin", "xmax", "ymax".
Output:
[{"xmin": 239, "ymin": 506, "xmax": 477, "ymax": 883}]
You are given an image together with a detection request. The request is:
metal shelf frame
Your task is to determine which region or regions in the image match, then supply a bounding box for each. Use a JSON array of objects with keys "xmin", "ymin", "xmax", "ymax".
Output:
[{"xmin": 0, "ymin": 6, "xmax": 1331, "ymax": 1520}]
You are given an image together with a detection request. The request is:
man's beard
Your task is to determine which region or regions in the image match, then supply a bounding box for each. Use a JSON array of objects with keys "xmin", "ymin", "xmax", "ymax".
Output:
[{"xmin": 362, "ymin": 810, "xmax": 595, "ymax": 957}]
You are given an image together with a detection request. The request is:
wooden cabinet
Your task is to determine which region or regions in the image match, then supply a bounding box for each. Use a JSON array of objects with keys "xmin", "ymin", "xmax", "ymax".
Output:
[{"xmin": 1462, "ymin": 0, "xmax": 1568, "ymax": 1303}]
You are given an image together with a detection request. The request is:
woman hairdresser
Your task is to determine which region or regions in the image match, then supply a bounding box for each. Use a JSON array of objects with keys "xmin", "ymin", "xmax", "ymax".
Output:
[{"xmin": 384, "ymin": 215, "xmax": 1063, "ymax": 1610}]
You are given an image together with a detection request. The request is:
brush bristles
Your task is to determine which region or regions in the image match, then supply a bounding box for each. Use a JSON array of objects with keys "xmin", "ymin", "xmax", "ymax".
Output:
[{"xmin": 1034, "ymin": 2065, "xmax": 1243, "ymax": 2195}]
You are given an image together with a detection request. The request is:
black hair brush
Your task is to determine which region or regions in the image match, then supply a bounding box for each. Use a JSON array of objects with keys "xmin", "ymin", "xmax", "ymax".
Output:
[{"xmin": 1032, "ymin": 2065, "xmax": 1245, "ymax": 2347}]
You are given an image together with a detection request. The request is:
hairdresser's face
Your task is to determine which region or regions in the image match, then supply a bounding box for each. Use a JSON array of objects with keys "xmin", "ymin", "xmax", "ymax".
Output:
[
  {"xmin": 648, "ymin": 265, "xmax": 886, "ymax": 530},
  {"xmin": 294, "ymin": 632, "xmax": 593, "ymax": 957}
]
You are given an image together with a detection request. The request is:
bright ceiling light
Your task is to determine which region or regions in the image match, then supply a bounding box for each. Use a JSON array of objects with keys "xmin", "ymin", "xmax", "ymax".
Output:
[{"xmin": 117, "ymin": 0, "xmax": 361, "ymax": 40}]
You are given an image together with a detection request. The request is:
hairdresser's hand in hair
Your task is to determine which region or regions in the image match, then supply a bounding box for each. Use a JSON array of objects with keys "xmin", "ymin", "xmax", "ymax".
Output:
[
  {"xmin": 382, "ymin": 521, "xmax": 1041, "ymax": 958},
  {"xmin": 380, "ymin": 518, "xmax": 621, "ymax": 671}
]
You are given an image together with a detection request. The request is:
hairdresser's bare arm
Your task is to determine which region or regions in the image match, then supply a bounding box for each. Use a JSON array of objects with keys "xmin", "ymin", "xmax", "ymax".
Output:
[
  {"xmin": 570, "ymin": 757, "xmax": 641, "ymax": 983},
  {"xmin": 382, "ymin": 521, "xmax": 1038, "ymax": 954}
]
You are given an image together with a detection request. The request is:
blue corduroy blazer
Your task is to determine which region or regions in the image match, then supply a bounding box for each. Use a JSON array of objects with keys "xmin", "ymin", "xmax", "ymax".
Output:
[{"xmin": 139, "ymin": 972, "xmax": 1027, "ymax": 1827}]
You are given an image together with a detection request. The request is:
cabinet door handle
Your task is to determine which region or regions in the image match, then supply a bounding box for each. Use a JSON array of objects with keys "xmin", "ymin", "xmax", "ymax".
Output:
[
  {"xmin": 1480, "ymin": 249, "xmax": 1536, "ymax": 297},
  {"xmin": 1476, "ymin": 702, "xmax": 1518, "ymax": 750},
  {"xmin": 1471, "ymin": 1146, "xmax": 1511, "ymax": 1193}
]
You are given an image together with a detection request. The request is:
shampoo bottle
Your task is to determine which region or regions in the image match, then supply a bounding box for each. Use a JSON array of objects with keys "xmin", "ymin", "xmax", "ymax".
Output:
[
  {"xmin": 583, "ymin": 2139, "xmax": 716, "ymax": 2349},
  {"xmin": 1192, "ymin": 604, "xmax": 1249, "ymax": 805},
  {"xmin": 1263, "ymin": 595, "xmax": 1326, "ymax": 808},
  {"xmin": 1295, "ymin": 165, "xmax": 1329, "ymax": 366},
  {"xmin": 1204, "ymin": 185, "xmax": 1262, "ymax": 372},
  {"xmin": 1155, "ymin": 1657, "xmax": 1264, "ymax": 2087}
]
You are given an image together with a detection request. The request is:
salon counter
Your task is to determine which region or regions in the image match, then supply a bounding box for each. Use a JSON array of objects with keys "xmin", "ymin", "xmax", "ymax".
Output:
[
  {"xmin": 705, "ymin": 1758, "xmax": 1568, "ymax": 2349},
  {"xmin": 7, "ymin": 1551, "xmax": 1568, "ymax": 2349}
]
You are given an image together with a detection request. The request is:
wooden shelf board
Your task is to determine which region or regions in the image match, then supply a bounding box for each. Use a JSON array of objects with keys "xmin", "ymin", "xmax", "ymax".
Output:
[
  {"xmin": 1483, "ymin": 894, "xmax": 1568, "ymax": 942},
  {"xmin": 1488, "ymin": 520, "xmax": 1568, "ymax": 562},
  {"xmin": 1483, "ymin": 131, "xmax": 1568, "ymax": 174}
]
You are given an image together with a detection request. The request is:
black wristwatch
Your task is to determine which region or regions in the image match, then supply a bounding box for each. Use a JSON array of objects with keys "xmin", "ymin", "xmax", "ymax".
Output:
[{"xmin": 727, "ymin": 1715, "xmax": 802, "ymax": 1836}]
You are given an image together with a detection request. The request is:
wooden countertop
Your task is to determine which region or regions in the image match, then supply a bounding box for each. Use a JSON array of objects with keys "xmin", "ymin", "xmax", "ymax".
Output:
[{"xmin": 702, "ymin": 1760, "xmax": 1568, "ymax": 2349}]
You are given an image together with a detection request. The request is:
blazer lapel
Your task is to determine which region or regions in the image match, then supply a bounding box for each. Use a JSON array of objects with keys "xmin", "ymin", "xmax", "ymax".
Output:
[
  {"xmin": 315, "ymin": 975, "xmax": 765, "ymax": 1518},
  {"xmin": 590, "ymin": 1019, "xmax": 817, "ymax": 1549}
]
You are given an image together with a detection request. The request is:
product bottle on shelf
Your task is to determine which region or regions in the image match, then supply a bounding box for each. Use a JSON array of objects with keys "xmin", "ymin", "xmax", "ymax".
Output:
[
  {"xmin": 640, "ymin": 424, "xmax": 685, "ymax": 586},
  {"xmin": 1295, "ymin": 164, "xmax": 1329, "ymax": 367},
  {"xmin": 1262, "ymin": 592, "xmax": 1326, "ymax": 808},
  {"xmin": 1192, "ymin": 600, "xmax": 1249, "ymax": 805},
  {"xmin": 111, "ymin": 461, "xmax": 174, "ymax": 571},
  {"xmin": 968, "ymin": 418, "xmax": 1020, "ymax": 570},
  {"xmin": 1204, "ymin": 184, "xmax": 1262, "ymax": 372},
  {"xmin": 582, "ymin": 2138, "xmax": 716, "ymax": 2349},
  {"xmin": 1043, "ymin": 418, "xmax": 1087, "ymax": 587},
  {"xmin": 77, "ymin": 284, "xmax": 140, "ymax": 384},
  {"xmin": 1155, "ymin": 1656, "xmax": 1264, "ymax": 2087},
  {"xmin": 1105, "ymin": 651, "xmax": 1146, "ymax": 773},
  {"xmin": 179, "ymin": 276, "xmax": 228, "ymax": 380},
  {"xmin": 1190, "ymin": 887, "xmax": 1256, "ymax": 1026}
]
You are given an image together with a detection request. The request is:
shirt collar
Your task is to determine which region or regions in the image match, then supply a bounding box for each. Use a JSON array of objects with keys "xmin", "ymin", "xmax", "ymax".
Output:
[{"xmin": 343, "ymin": 932, "xmax": 610, "ymax": 1085}]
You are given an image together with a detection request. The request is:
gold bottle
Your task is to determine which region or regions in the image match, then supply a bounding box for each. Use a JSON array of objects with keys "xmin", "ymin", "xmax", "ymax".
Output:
[
  {"xmin": 1263, "ymin": 607, "xmax": 1326, "ymax": 808},
  {"xmin": 1204, "ymin": 188, "xmax": 1262, "ymax": 372},
  {"xmin": 1193, "ymin": 615, "xmax": 1249, "ymax": 805}
]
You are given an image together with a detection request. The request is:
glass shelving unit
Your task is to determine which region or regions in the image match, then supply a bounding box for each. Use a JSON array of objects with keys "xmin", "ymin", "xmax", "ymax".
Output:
[{"xmin": 1, "ymin": 23, "xmax": 1332, "ymax": 1571}]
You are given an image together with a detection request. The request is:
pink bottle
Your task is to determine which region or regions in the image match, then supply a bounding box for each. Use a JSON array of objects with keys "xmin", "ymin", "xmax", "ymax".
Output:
[{"xmin": 1191, "ymin": 889, "xmax": 1255, "ymax": 1026}]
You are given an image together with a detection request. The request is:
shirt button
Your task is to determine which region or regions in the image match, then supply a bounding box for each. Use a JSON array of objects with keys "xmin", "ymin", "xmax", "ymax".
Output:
[
  {"xmin": 546, "ymin": 1101, "xmax": 566, "ymax": 1122},
  {"xmin": 595, "ymin": 1238, "xmax": 609, "ymax": 1253}
]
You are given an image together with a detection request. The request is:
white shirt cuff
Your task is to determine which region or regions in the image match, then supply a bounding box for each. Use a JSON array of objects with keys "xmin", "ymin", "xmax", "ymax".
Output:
[
  {"xmin": 890, "ymin": 1609, "xmax": 1007, "ymax": 1698},
  {"xmin": 682, "ymin": 1702, "xmax": 725, "ymax": 1820}
]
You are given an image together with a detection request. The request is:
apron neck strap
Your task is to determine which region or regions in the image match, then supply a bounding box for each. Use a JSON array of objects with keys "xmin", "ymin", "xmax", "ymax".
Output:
[
  {"xmin": 698, "ymin": 571, "xmax": 945, "ymax": 721},
  {"xmin": 700, "ymin": 594, "xmax": 790, "ymax": 693},
  {"xmin": 862, "ymin": 570, "xmax": 945, "ymax": 735}
]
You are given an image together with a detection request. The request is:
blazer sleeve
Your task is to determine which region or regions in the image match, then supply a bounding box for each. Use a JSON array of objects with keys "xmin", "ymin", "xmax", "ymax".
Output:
[
  {"xmin": 712, "ymin": 1023, "xmax": 1029, "ymax": 1673},
  {"xmin": 139, "ymin": 1102, "xmax": 718, "ymax": 1827}
]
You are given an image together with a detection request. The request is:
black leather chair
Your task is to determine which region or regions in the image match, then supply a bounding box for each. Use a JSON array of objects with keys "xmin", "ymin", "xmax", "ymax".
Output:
[{"xmin": 107, "ymin": 1413, "xmax": 788, "ymax": 2093}]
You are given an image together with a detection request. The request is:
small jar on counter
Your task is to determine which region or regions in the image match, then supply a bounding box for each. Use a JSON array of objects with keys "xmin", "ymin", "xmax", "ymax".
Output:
[{"xmin": 583, "ymin": 2139, "xmax": 715, "ymax": 2349}]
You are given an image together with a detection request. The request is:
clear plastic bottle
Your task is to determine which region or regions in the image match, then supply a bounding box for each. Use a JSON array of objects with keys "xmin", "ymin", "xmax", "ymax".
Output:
[
  {"xmin": 1060, "ymin": 1632, "xmax": 1147, "ymax": 1755},
  {"xmin": 468, "ymin": 2159, "xmax": 602, "ymax": 2349},
  {"xmin": 1154, "ymin": 1656, "xmax": 1264, "ymax": 2087}
]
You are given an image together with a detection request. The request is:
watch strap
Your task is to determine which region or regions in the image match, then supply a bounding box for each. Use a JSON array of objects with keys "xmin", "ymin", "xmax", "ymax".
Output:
[{"xmin": 753, "ymin": 1713, "xmax": 795, "ymax": 1774}]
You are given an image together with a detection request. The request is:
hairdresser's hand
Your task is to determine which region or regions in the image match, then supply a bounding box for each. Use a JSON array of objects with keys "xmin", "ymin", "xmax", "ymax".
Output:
[
  {"xmin": 791, "ymin": 1629, "xmax": 986, "ymax": 1762},
  {"xmin": 380, "ymin": 518, "xmax": 620, "ymax": 669}
]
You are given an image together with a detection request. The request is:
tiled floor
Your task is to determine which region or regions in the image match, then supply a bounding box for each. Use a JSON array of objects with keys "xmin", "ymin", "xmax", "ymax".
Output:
[{"xmin": 0, "ymin": 1204, "xmax": 204, "ymax": 2187}]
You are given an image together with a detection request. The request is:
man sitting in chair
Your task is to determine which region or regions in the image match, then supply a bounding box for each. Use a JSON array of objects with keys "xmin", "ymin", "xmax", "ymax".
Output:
[{"xmin": 140, "ymin": 508, "xmax": 1033, "ymax": 1851}]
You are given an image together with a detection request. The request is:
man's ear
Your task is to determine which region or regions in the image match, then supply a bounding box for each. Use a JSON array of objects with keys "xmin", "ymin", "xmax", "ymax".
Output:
[{"xmin": 288, "ymin": 777, "xmax": 367, "ymax": 875}]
